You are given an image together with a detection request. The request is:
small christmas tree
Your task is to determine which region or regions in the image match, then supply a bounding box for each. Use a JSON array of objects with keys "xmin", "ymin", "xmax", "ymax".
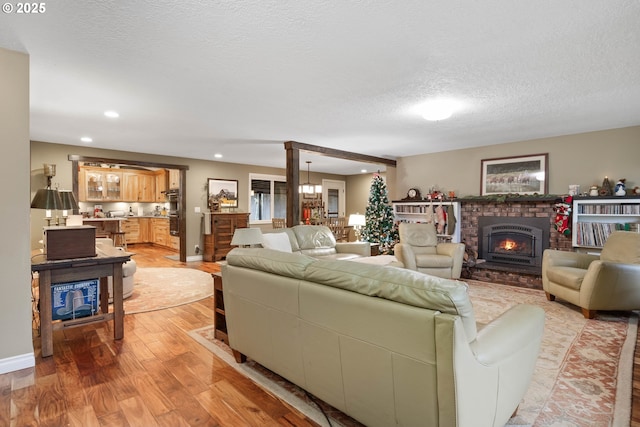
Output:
[{"xmin": 362, "ymin": 174, "xmax": 398, "ymax": 254}]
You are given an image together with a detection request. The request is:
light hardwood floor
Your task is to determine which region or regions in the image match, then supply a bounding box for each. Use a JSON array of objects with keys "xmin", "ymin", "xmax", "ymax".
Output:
[
  {"xmin": 3, "ymin": 244, "xmax": 639, "ymax": 426},
  {"xmin": 3, "ymin": 244, "xmax": 320, "ymax": 427}
]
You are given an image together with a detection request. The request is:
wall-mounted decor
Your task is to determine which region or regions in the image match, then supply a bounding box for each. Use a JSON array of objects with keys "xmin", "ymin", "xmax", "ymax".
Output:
[
  {"xmin": 481, "ymin": 153, "xmax": 548, "ymax": 196},
  {"xmin": 208, "ymin": 178, "xmax": 238, "ymax": 209}
]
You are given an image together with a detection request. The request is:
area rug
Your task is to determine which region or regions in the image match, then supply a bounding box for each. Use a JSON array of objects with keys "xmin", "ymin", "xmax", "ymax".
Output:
[
  {"xmin": 123, "ymin": 267, "xmax": 213, "ymax": 314},
  {"xmin": 188, "ymin": 280, "xmax": 637, "ymax": 427}
]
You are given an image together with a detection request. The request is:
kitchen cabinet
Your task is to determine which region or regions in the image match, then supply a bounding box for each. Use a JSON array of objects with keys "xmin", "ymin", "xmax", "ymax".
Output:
[
  {"xmin": 155, "ymin": 170, "xmax": 167, "ymax": 202},
  {"xmin": 203, "ymin": 212, "xmax": 249, "ymax": 262},
  {"xmin": 123, "ymin": 172, "xmax": 156, "ymax": 202},
  {"xmin": 121, "ymin": 217, "xmax": 172, "ymax": 247},
  {"xmin": 121, "ymin": 218, "xmax": 141, "ymax": 244},
  {"xmin": 79, "ymin": 167, "xmax": 123, "ymax": 201},
  {"xmin": 168, "ymin": 169, "xmax": 180, "ymax": 189},
  {"xmin": 151, "ymin": 218, "xmax": 170, "ymax": 247}
]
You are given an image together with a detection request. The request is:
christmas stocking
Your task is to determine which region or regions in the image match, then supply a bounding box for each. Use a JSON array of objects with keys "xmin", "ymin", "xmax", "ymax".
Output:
[{"xmin": 553, "ymin": 196, "xmax": 572, "ymax": 236}]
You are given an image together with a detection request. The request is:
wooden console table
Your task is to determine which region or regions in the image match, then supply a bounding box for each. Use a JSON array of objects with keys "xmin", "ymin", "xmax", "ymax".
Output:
[{"xmin": 31, "ymin": 250, "xmax": 131, "ymax": 357}]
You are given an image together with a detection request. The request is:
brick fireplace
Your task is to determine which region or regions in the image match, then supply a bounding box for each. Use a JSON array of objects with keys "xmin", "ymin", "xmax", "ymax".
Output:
[{"xmin": 459, "ymin": 197, "xmax": 572, "ymax": 289}]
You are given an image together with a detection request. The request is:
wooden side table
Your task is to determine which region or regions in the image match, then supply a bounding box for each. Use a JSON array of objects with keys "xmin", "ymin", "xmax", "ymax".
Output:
[
  {"xmin": 31, "ymin": 250, "xmax": 131, "ymax": 357},
  {"xmin": 211, "ymin": 272, "xmax": 228, "ymax": 344}
]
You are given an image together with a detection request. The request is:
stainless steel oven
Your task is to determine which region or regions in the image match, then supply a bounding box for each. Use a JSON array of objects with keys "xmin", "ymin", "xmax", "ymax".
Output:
[
  {"xmin": 169, "ymin": 214, "xmax": 179, "ymax": 236},
  {"xmin": 165, "ymin": 189, "xmax": 180, "ymax": 236}
]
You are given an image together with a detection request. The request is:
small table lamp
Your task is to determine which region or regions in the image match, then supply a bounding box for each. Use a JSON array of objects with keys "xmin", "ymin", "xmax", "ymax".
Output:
[
  {"xmin": 59, "ymin": 190, "xmax": 79, "ymax": 225},
  {"xmin": 231, "ymin": 228, "xmax": 263, "ymax": 248},
  {"xmin": 348, "ymin": 213, "xmax": 366, "ymax": 241}
]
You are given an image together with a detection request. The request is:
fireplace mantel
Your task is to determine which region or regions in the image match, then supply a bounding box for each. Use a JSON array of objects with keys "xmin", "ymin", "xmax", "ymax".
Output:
[{"xmin": 457, "ymin": 195, "xmax": 563, "ymax": 204}]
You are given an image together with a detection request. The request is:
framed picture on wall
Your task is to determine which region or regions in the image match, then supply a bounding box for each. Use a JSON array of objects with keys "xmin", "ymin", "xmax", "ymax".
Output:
[
  {"xmin": 481, "ymin": 153, "xmax": 548, "ymax": 196},
  {"xmin": 207, "ymin": 178, "xmax": 238, "ymax": 208}
]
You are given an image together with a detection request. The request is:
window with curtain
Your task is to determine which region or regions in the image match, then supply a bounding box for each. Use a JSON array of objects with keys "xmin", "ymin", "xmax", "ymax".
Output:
[{"xmin": 249, "ymin": 173, "xmax": 286, "ymax": 223}]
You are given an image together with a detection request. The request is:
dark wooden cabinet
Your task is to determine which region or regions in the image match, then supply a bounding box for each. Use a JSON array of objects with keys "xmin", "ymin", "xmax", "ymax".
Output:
[{"xmin": 203, "ymin": 212, "xmax": 249, "ymax": 262}]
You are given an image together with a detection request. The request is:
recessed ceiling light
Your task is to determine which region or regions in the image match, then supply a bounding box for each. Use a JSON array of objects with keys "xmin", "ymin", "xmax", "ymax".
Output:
[
  {"xmin": 415, "ymin": 98, "xmax": 463, "ymax": 121},
  {"xmin": 214, "ymin": 153, "xmax": 223, "ymax": 158},
  {"xmin": 104, "ymin": 110, "xmax": 119, "ymax": 118},
  {"xmin": 361, "ymin": 169, "xmax": 368, "ymax": 173},
  {"xmin": 81, "ymin": 136, "xmax": 93, "ymax": 143}
]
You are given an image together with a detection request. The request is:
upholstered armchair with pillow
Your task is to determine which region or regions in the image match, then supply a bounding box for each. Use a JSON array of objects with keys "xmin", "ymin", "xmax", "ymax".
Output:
[
  {"xmin": 542, "ymin": 230, "xmax": 640, "ymax": 319},
  {"xmin": 394, "ymin": 222, "xmax": 465, "ymax": 279}
]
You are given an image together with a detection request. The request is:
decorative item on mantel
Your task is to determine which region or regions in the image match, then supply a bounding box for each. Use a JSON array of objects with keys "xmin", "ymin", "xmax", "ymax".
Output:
[
  {"xmin": 600, "ymin": 176, "xmax": 613, "ymax": 196},
  {"xmin": 614, "ymin": 178, "xmax": 626, "ymax": 196},
  {"xmin": 589, "ymin": 185, "xmax": 599, "ymax": 197}
]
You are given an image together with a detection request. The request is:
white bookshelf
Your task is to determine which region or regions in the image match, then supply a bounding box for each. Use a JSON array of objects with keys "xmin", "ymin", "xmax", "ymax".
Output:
[
  {"xmin": 572, "ymin": 197, "xmax": 640, "ymax": 250},
  {"xmin": 392, "ymin": 200, "xmax": 461, "ymax": 243}
]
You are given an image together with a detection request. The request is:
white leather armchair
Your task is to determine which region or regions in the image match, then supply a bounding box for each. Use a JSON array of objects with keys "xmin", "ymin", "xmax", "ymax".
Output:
[
  {"xmin": 542, "ymin": 231, "xmax": 640, "ymax": 318},
  {"xmin": 394, "ymin": 222, "xmax": 465, "ymax": 279},
  {"xmin": 95, "ymin": 238, "xmax": 136, "ymax": 300}
]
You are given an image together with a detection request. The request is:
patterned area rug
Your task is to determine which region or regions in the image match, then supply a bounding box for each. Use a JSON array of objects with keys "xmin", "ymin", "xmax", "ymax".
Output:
[
  {"xmin": 123, "ymin": 267, "xmax": 213, "ymax": 314},
  {"xmin": 188, "ymin": 280, "xmax": 637, "ymax": 427}
]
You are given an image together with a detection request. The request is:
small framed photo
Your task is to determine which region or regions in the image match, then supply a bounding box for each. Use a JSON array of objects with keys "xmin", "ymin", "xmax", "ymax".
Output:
[
  {"xmin": 207, "ymin": 178, "xmax": 238, "ymax": 208},
  {"xmin": 481, "ymin": 153, "xmax": 548, "ymax": 196}
]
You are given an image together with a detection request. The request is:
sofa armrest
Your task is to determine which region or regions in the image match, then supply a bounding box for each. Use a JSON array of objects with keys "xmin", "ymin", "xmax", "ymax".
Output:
[
  {"xmin": 436, "ymin": 242, "xmax": 465, "ymax": 279},
  {"xmin": 335, "ymin": 242, "xmax": 370, "ymax": 257},
  {"xmin": 580, "ymin": 260, "xmax": 640, "ymax": 310},
  {"xmin": 394, "ymin": 243, "xmax": 417, "ymax": 270},
  {"xmin": 470, "ymin": 304, "xmax": 545, "ymax": 365},
  {"xmin": 543, "ymin": 249, "xmax": 599, "ymax": 270}
]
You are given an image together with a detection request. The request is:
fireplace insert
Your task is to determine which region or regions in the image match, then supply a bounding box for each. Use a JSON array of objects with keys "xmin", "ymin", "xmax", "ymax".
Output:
[{"xmin": 478, "ymin": 217, "xmax": 549, "ymax": 269}]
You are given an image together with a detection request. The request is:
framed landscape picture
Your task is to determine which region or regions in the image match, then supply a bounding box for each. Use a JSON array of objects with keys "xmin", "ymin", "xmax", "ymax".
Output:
[
  {"xmin": 207, "ymin": 178, "xmax": 238, "ymax": 208},
  {"xmin": 481, "ymin": 153, "xmax": 548, "ymax": 196}
]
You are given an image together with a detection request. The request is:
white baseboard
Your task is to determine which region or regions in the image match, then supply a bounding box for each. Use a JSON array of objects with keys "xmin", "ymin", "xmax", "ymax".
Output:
[
  {"xmin": 187, "ymin": 254, "xmax": 203, "ymax": 262},
  {"xmin": 0, "ymin": 352, "xmax": 35, "ymax": 374}
]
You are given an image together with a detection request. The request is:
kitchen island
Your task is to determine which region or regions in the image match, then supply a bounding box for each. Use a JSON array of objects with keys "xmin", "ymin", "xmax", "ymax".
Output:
[{"xmin": 82, "ymin": 217, "xmax": 127, "ymax": 237}]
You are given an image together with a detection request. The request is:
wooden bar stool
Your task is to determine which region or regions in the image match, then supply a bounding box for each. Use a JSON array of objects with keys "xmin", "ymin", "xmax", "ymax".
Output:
[{"xmin": 111, "ymin": 231, "xmax": 127, "ymax": 249}]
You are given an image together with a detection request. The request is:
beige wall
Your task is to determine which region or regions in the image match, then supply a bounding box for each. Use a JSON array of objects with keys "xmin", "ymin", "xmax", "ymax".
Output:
[
  {"xmin": 396, "ymin": 126, "xmax": 640, "ymax": 198},
  {"xmin": 0, "ymin": 48, "xmax": 34, "ymax": 368}
]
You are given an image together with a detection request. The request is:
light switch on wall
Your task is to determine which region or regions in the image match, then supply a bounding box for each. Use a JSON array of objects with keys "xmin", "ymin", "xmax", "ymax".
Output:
[{"xmin": 194, "ymin": 206, "xmax": 201, "ymax": 213}]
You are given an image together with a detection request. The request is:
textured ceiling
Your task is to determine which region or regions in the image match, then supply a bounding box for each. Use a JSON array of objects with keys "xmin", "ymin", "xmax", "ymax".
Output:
[{"xmin": 1, "ymin": 1, "xmax": 639, "ymax": 174}]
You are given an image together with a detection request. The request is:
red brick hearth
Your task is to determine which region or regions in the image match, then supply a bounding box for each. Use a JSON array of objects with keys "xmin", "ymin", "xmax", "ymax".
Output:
[{"xmin": 459, "ymin": 197, "xmax": 573, "ymax": 289}]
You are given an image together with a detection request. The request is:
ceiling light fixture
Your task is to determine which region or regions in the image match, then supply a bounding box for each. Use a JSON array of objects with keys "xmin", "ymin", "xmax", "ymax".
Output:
[
  {"xmin": 81, "ymin": 136, "xmax": 93, "ymax": 143},
  {"xmin": 104, "ymin": 110, "xmax": 119, "ymax": 118},
  {"xmin": 214, "ymin": 153, "xmax": 223, "ymax": 159},
  {"xmin": 298, "ymin": 161, "xmax": 322, "ymax": 194},
  {"xmin": 416, "ymin": 98, "xmax": 462, "ymax": 121}
]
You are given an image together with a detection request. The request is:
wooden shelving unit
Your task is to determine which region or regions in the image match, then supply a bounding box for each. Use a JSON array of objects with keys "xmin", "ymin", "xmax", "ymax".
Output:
[
  {"xmin": 392, "ymin": 200, "xmax": 461, "ymax": 243},
  {"xmin": 572, "ymin": 196, "xmax": 640, "ymax": 250}
]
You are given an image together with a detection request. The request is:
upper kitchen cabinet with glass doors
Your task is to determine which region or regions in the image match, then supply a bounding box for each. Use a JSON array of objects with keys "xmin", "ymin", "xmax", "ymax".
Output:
[{"xmin": 79, "ymin": 167, "xmax": 122, "ymax": 201}]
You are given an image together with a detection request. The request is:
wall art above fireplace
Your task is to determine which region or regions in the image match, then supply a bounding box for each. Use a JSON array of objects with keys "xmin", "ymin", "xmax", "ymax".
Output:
[{"xmin": 481, "ymin": 153, "xmax": 548, "ymax": 196}]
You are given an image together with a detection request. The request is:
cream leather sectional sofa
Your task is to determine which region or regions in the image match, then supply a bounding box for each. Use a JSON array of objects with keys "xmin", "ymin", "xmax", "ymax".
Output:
[{"xmin": 222, "ymin": 248, "xmax": 545, "ymax": 427}]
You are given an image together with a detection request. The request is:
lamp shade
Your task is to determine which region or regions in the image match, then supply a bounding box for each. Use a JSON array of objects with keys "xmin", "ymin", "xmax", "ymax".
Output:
[
  {"xmin": 30, "ymin": 188, "xmax": 63, "ymax": 210},
  {"xmin": 231, "ymin": 228, "xmax": 263, "ymax": 247},
  {"xmin": 348, "ymin": 214, "xmax": 366, "ymax": 227},
  {"xmin": 59, "ymin": 190, "xmax": 79, "ymax": 210}
]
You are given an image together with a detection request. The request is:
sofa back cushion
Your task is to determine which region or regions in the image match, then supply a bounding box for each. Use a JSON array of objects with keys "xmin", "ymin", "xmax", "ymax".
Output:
[
  {"xmin": 226, "ymin": 247, "xmax": 315, "ymax": 280},
  {"xmin": 261, "ymin": 232, "xmax": 293, "ymax": 253},
  {"xmin": 600, "ymin": 231, "xmax": 640, "ymax": 264},
  {"xmin": 292, "ymin": 225, "xmax": 337, "ymax": 250},
  {"xmin": 305, "ymin": 259, "xmax": 477, "ymax": 341}
]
